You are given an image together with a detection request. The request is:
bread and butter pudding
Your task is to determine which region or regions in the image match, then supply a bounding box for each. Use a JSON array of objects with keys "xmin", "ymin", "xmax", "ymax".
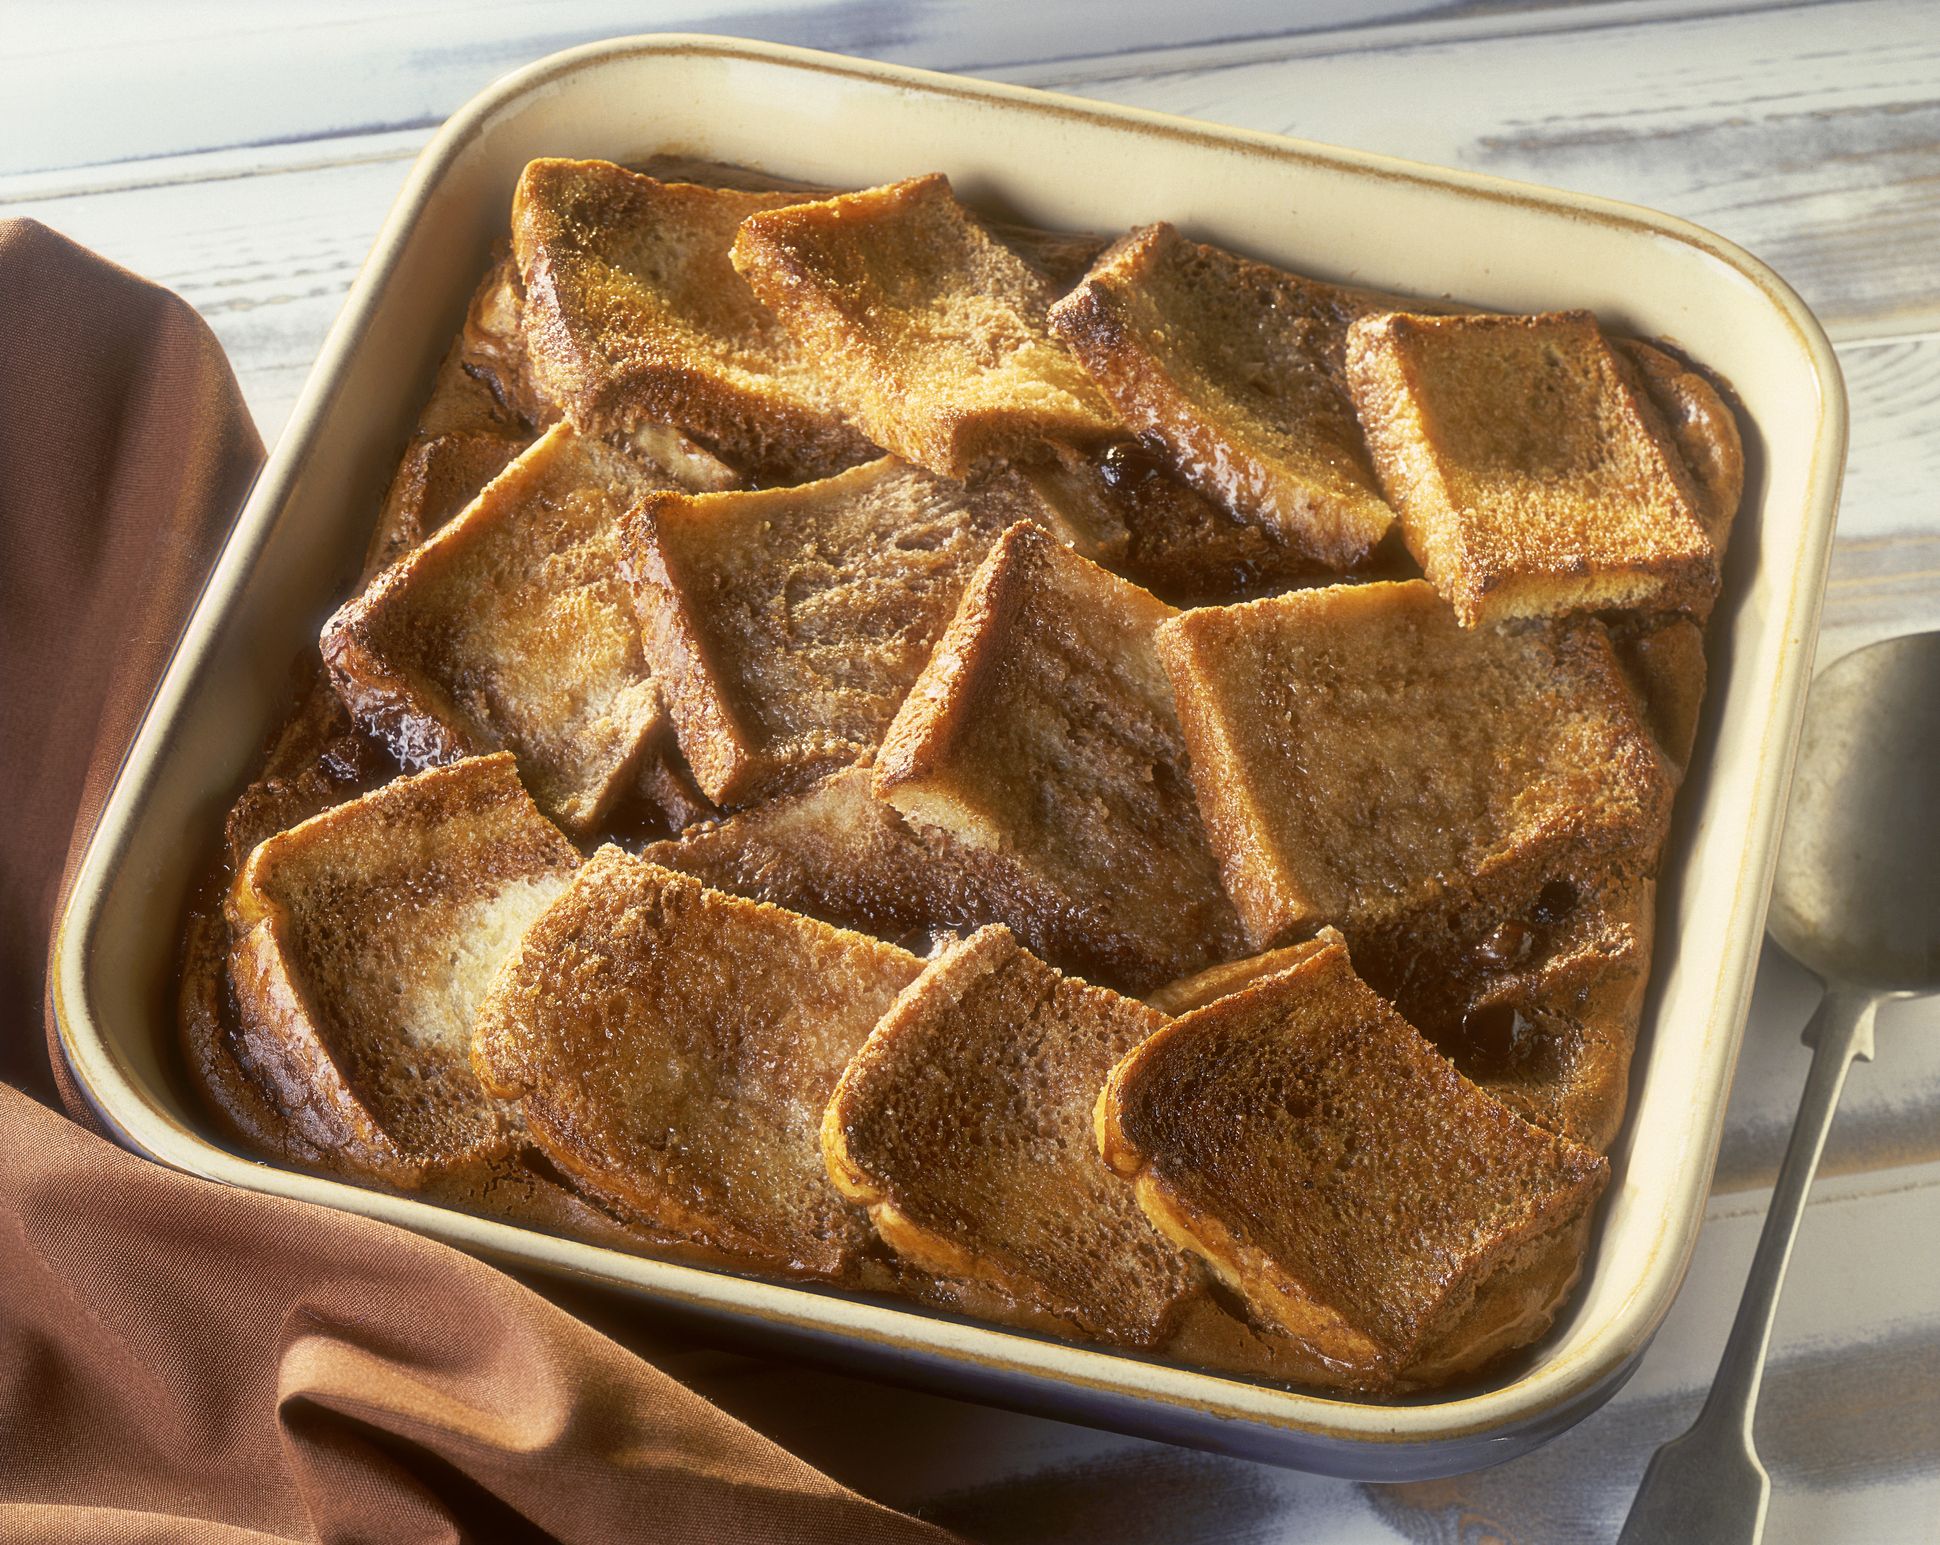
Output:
[{"xmin": 176, "ymin": 154, "xmax": 1742, "ymax": 1396}]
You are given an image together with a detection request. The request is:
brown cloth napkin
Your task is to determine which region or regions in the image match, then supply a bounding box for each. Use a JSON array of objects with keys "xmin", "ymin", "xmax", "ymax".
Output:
[{"xmin": 0, "ymin": 218, "xmax": 958, "ymax": 1545}]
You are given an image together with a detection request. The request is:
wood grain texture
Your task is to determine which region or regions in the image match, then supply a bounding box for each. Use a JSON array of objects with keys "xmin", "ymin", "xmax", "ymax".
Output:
[{"xmin": 4, "ymin": 2, "xmax": 1935, "ymax": 1539}]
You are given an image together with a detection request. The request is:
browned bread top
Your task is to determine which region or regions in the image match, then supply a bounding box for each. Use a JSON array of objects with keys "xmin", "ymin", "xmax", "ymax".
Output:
[
  {"xmin": 1615, "ymin": 338, "xmax": 1744, "ymax": 554},
  {"xmin": 226, "ymin": 753, "xmax": 581, "ymax": 1186},
  {"xmin": 1097, "ymin": 931, "xmax": 1609, "ymax": 1373},
  {"xmin": 823, "ymin": 925, "xmax": 1199, "ymax": 1347},
  {"xmin": 1048, "ymin": 222, "xmax": 1396, "ymax": 568},
  {"xmin": 1345, "ymin": 309, "xmax": 1719, "ymax": 626},
  {"xmin": 731, "ymin": 173, "xmax": 1117, "ymax": 480},
  {"xmin": 473, "ymin": 849, "xmax": 923, "ymax": 1282},
  {"xmin": 1157, "ymin": 579, "xmax": 1675, "ymax": 948},
  {"xmin": 876, "ymin": 520, "xmax": 1246, "ymax": 992},
  {"xmin": 323, "ymin": 423, "xmax": 678, "ymax": 836},
  {"xmin": 1015, "ymin": 438, "xmax": 1330, "ymax": 606},
  {"xmin": 623, "ymin": 455, "xmax": 1035, "ymax": 807},
  {"xmin": 640, "ymin": 763, "xmax": 985, "ymax": 950},
  {"xmin": 359, "ymin": 428, "xmax": 529, "ymax": 579},
  {"xmin": 512, "ymin": 158, "xmax": 876, "ymax": 481}
]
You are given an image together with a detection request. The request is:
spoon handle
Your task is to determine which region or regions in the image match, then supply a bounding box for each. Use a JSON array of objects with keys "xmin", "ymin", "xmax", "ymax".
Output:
[{"xmin": 1618, "ymin": 983, "xmax": 1878, "ymax": 1545}]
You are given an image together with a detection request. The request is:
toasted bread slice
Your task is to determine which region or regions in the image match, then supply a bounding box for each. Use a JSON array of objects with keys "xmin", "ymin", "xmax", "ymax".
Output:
[
  {"xmin": 473, "ymin": 849, "xmax": 922, "ymax": 1282},
  {"xmin": 448, "ymin": 246, "xmax": 560, "ymax": 432},
  {"xmin": 325, "ymin": 423, "xmax": 687, "ymax": 835},
  {"xmin": 1450, "ymin": 881, "xmax": 1654, "ymax": 1154},
  {"xmin": 1158, "ymin": 579, "xmax": 1674, "ymax": 949},
  {"xmin": 1047, "ymin": 223, "xmax": 1396, "ymax": 568},
  {"xmin": 1017, "ymin": 438, "xmax": 1330, "ymax": 605},
  {"xmin": 512, "ymin": 159, "xmax": 876, "ymax": 481},
  {"xmin": 641, "ymin": 762, "xmax": 1208, "ymax": 977},
  {"xmin": 731, "ymin": 174, "xmax": 1117, "ymax": 480},
  {"xmin": 1145, "ymin": 873, "xmax": 1651, "ymax": 1153},
  {"xmin": 1610, "ymin": 612, "xmax": 1709, "ymax": 775},
  {"xmin": 1145, "ymin": 938, "xmax": 1334, "ymax": 1018},
  {"xmin": 1616, "ymin": 338, "xmax": 1744, "ymax": 553},
  {"xmin": 824, "ymin": 926, "xmax": 1200, "ymax": 1346},
  {"xmin": 641, "ymin": 764, "xmax": 981, "ymax": 948},
  {"xmin": 875, "ymin": 521, "xmax": 1245, "ymax": 991},
  {"xmin": 624, "ymin": 455, "xmax": 1052, "ymax": 806},
  {"xmin": 1097, "ymin": 931, "xmax": 1608, "ymax": 1381},
  {"xmin": 222, "ymin": 673, "xmax": 392, "ymax": 872},
  {"xmin": 1345, "ymin": 310, "xmax": 1720, "ymax": 625},
  {"xmin": 226, "ymin": 754, "xmax": 580, "ymax": 1187},
  {"xmin": 360, "ymin": 428, "xmax": 530, "ymax": 577}
]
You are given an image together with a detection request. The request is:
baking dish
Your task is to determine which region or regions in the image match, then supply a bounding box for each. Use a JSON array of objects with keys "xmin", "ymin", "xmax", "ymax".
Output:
[{"xmin": 50, "ymin": 35, "xmax": 1844, "ymax": 1479}]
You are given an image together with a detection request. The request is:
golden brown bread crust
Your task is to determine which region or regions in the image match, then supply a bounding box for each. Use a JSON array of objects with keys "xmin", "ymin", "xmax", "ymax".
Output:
[
  {"xmin": 876, "ymin": 521, "xmax": 1246, "ymax": 992},
  {"xmin": 473, "ymin": 850, "xmax": 923, "ymax": 1283},
  {"xmin": 323, "ymin": 424, "xmax": 677, "ymax": 836},
  {"xmin": 1145, "ymin": 938, "xmax": 1333, "ymax": 1018},
  {"xmin": 175, "ymin": 167, "xmax": 1737, "ymax": 1398},
  {"xmin": 823, "ymin": 926, "xmax": 1200, "ymax": 1347},
  {"xmin": 1097, "ymin": 933, "xmax": 1608, "ymax": 1383},
  {"xmin": 621, "ymin": 456, "xmax": 1028, "ymax": 807},
  {"xmin": 450, "ymin": 246, "xmax": 560, "ymax": 432},
  {"xmin": 226, "ymin": 754, "xmax": 580, "ymax": 1188},
  {"xmin": 731, "ymin": 173, "xmax": 1117, "ymax": 480},
  {"xmin": 1345, "ymin": 310, "xmax": 1720, "ymax": 626},
  {"xmin": 1157, "ymin": 579, "xmax": 1675, "ymax": 948},
  {"xmin": 1048, "ymin": 223, "xmax": 1396, "ymax": 568},
  {"xmin": 1141, "ymin": 878, "xmax": 1652, "ymax": 1155},
  {"xmin": 1616, "ymin": 338, "xmax": 1745, "ymax": 555},
  {"xmin": 513, "ymin": 159, "xmax": 877, "ymax": 481},
  {"xmin": 221, "ymin": 673, "xmax": 392, "ymax": 873}
]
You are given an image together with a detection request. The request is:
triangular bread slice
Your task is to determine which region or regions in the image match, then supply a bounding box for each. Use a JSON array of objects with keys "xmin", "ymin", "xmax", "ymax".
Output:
[
  {"xmin": 1047, "ymin": 222, "xmax": 1395, "ymax": 568},
  {"xmin": 623, "ymin": 455, "xmax": 1063, "ymax": 806},
  {"xmin": 823, "ymin": 925, "xmax": 1201, "ymax": 1347},
  {"xmin": 1097, "ymin": 930, "xmax": 1609, "ymax": 1383},
  {"xmin": 875, "ymin": 520, "xmax": 1245, "ymax": 992},
  {"xmin": 226, "ymin": 754, "xmax": 580, "ymax": 1187},
  {"xmin": 1344, "ymin": 309, "xmax": 1720, "ymax": 625},
  {"xmin": 324, "ymin": 422, "xmax": 690, "ymax": 836},
  {"xmin": 731, "ymin": 173, "xmax": 1117, "ymax": 480},
  {"xmin": 1157, "ymin": 578, "xmax": 1674, "ymax": 949},
  {"xmin": 512, "ymin": 158, "xmax": 876, "ymax": 481},
  {"xmin": 1350, "ymin": 874, "xmax": 1657, "ymax": 1154},
  {"xmin": 473, "ymin": 850, "xmax": 923, "ymax": 1283}
]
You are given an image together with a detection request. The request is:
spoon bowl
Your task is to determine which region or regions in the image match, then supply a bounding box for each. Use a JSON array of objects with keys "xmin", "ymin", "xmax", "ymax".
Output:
[{"xmin": 1766, "ymin": 630, "xmax": 1940, "ymax": 992}]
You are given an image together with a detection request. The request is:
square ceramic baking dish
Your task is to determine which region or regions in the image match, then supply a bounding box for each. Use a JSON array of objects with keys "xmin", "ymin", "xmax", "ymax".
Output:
[{"xmin": 51, "ymin": 35, "xmax": 1845, "ymax": 1480}]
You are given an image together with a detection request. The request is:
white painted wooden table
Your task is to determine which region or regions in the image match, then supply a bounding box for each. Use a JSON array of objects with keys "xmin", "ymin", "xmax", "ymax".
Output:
[{"xmin": 6, "ymin": 4, "xmax": 1937, "ymax": 1540}]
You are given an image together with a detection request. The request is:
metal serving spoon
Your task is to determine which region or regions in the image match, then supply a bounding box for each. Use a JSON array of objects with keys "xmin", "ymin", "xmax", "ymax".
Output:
[{"xmin": 1619, "ymin": 629, "xmax": 1940, "ymax": 1544}]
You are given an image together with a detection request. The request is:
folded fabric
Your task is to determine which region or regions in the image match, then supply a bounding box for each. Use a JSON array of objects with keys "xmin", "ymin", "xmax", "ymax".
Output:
[{"xmin": 0, "ymin": 217, "xmax": 955, "ymax": 1545}]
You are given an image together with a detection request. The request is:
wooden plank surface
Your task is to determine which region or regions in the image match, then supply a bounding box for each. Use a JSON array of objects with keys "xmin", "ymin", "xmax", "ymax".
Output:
[{"xmin": 5, "ymin": 2, "xmax": 1935, "ymax": 1539}]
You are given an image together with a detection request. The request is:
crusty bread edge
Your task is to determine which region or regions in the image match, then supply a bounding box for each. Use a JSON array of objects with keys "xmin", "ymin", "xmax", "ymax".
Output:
[{"xmin": 1153, "ymin": 607, "xmax": 1318, "ymax": 949}]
